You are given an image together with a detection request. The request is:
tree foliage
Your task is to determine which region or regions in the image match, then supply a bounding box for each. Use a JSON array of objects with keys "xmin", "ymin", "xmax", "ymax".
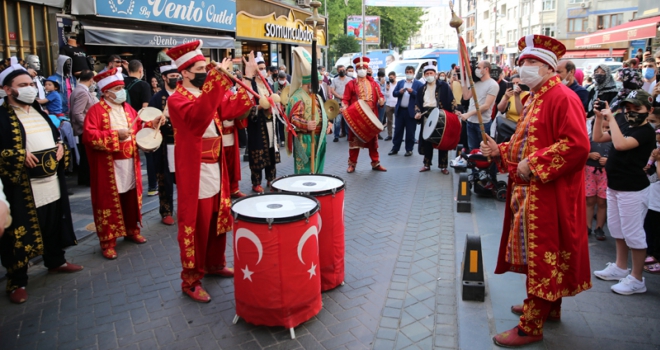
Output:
[
  {"xmin": 331, "ymin": 34, "xmax": 361, "ymax": 58},
  {"xmin": 322, "ymin": 0, "xmax": 424, "ymax": 52}
]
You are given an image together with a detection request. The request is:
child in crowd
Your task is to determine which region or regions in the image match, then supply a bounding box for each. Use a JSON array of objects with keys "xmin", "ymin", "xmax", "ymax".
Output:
[
  {"xmin": 586, "ymin": 119, "xmax": 611, "ymax": 240},
  {"xmin": 37, "ymin": 78, "xmax": 63, "ymax": 117},
  {"xmin": 643, "ymin": 126, "xmax": 660, "ymax": 274},
  {"xmin": 592, "ymin": 90, "xmax": 657, "ymax": 295}
]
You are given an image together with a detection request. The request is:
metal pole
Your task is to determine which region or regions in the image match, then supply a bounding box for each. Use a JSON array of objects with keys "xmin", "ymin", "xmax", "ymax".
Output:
[
  {"xmin": 362, "ymin": 0, "xmax": 366, "ymax": 56},
  {"xmin": 527, "ymin": 0, "xmax": 531, "ymax": 34},
  {"xmin": 325, "ymin": 0, "xmax": 328, "ymax": 69},
  {"xmin": 493, "ymin": 0, "xmax": 497, "ymax": 61}
]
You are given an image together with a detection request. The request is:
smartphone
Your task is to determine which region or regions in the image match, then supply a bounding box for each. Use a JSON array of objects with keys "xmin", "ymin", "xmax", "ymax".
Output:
[
  {"xmin": 656, "ymin": 72, "xmax": 660, "ymax": 84},
  {"xmin": 594, "ymin": 100, "xmax": 604, "ymax": 111},
  {"xmin": 506, "ymin": 82, "xmax": 514, "ymax": 90}
]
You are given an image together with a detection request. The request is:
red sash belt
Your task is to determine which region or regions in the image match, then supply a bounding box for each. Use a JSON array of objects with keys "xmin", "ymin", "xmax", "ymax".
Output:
[
  {"xmin": 114, "ymin": 141, "xmax": 135, "ymax": 160},
  {"xmin": 201, "ymin": 136, "xmax": 222, "ymax": 164},
  {"xmin": 508, "ymin": 162, "xmax": 531, "ymax": 186},
  {"xmin": 222, "ymin": 126, "xmax": 235, "ymax": 135}
]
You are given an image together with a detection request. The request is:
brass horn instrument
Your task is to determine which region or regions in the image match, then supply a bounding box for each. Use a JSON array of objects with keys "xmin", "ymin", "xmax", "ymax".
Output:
[{"xmin": 323, "ymin": 99, "xmax": 340, "ymax": 121}]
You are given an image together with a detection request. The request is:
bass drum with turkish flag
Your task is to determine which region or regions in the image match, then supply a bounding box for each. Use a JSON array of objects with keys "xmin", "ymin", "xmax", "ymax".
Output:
[{"xmin": 231, "ymin": 193, "xmax": 322, "ymax": 337}]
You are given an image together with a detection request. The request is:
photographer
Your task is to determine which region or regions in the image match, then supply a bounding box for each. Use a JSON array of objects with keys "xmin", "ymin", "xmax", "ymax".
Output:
[
  {"xmin": 592, "ymin": 90, "xmax": 656, "ymax": 295},
  {"xmin": 587, "ymin": 64, "xmax": 618, "ymax": 117},
  {"xmin": 496, "ymin": 75, "xmax": 529, "ymax": 123}
]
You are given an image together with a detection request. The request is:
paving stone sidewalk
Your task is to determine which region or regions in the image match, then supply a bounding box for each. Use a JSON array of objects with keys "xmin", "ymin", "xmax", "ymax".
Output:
[{"xmin": 0, "ymin": 137, "xmax": 461, "ymax": 350}]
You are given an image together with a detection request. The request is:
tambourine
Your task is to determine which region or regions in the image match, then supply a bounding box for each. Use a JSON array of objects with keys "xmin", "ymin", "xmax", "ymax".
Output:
[{"xmin": 136, "ymin": 128, "xmax": 162, "ymax": 152}]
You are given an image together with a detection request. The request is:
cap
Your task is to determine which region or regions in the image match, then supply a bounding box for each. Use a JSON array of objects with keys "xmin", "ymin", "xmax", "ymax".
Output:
[
  {"xmin": 44, "ymin": 78, "xmax": 60, "ymax": 90},
  {"xmin": 353, "ymin": 56, "xmax": 370, "ymax": 68},
  {"xmin": 256, "ymin": 52, "xmax": 265, "ymax": 65},
  {"xmin": 166, "ymin": 40, "xmax": 205, "ymax": 72},
  {"xmin": 159, "ymin": 62, "xmax": 178, "ymax": 75},
  {"xmin": 622, "ymin": 89, "xmax": 654, "ymax": 109},
  {"xmin": 0, "ymin": 57, "xmax": 27, "ymax": 86},
  {"xmin": 423, "ymin": 61, "xmax": 437, "ymax": 73},
  {"xmin": 517, "ymin": 35, "xmax": 566, "ymax": 70},
  {"xmin": 93, "ymin": 67, "xmax": 125, "ymax": 92}
]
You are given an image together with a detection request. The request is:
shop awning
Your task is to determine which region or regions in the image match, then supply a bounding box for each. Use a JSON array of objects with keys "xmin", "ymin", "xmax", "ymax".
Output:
[
  {"xmin": 563, "ymin": 49, "xmax": 626, "ymax": 59},
  {"xmin": 575, "ymin": 16, "xmax": 660, "ymax": 47},
  {"xmin": 83, "ymin": 25, "xmax": 234, "ymax": 49}
]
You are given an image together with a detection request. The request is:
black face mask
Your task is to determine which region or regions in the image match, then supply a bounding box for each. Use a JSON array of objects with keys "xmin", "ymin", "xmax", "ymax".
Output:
[
  {"xmin": 389, "ymin": 78, "xmax": 395, "ymax": 83},
  {"xmin": 338, "ymin": 71, "xmax": 346, "ymax": 77},
  {"xmin": 624, "ymin": 110, "xmax": 649, "ymax": 127},
  {"xmin": 190, "ymin": 72, "xmax": 207, "ymax": 88},
  {"xmin": 167, "ymin": 78, "xmax": 178, "ymax": 89},
  {"xmin": 367, "ymin": 73, "xmax": 372, "ymax": 77},
  {"xmin": 593, "ymin": 74, "xmax": 607, "ymax": 85}
]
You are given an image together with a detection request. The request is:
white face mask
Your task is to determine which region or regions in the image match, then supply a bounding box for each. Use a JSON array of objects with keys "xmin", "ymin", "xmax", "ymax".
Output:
[
  {"xmin": 439, "ymin": 76, "xmax": 446, "ymax": 81},
  {"xmin": 405, "ymin": 74, "xmax": 414, "ymax": 81},
  {"xmin": 259, "ymin": 69, "xmax": 268, "ymax": 77},
  {"xmin": 348, "ymin": 71, "xmax": 355, "ymax": 78},
  {"xmin": 519, "ymin": 66, "xmax": 544, "ymax": 89},
  {"xmin": 278, "ymin": 79, "xmax": 286, "ymax": 85},
  {"xmin": 475, "ymin": 68, "xmax": 483, "ymax": 79},
  {"xmin": 15, "ymin": 86, "xmax": 38, "ymax": 104},
  {"xmin": 357, "ymin": 69, "xmax": 367, "ymax": 78},
  {"xmin": 0, "ymin": 89, "xmax": 6, "ymax": 98},
  {"xmin": 561, "ymin": 78, "xmax": 569, "ymax": 85},
  {"xmin": 425, "ymin": 75, "xmax": 436, "ymax": 83},
  {"xmin": 110, "ymin": 89, "xmax": 127, "ymax": 104}
]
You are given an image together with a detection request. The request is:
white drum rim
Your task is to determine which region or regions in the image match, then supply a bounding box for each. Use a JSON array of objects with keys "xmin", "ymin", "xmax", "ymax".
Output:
[
  {"xmin": 136, "ymin": 128, "xmax": 162, "ymax": 151},
  {"xmin": 357, "ymin": 100, "xmax": 384, "ymax": 130},
  {"xmin": 138, "ymin": 107, "xmax": 163, "ymax": 122},
  {"xmin": 423, "ymin": 108, "xmax": 441, "ymax": 140},
  {"xmin": 271, "ymin": 174, "xmax": 346, "ymax": 196},
  {"xmin": 232, "ymin": 193, "xmax": 320, "ymax": 224}
]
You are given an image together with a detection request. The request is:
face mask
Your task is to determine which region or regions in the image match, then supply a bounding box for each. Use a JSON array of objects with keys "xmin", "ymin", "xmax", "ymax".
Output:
[
  {"xmin": 338, "ymin": 71, "xmax": 346, "ymax": 77},
  {"xmin": 624, "ymin": 110, "xmax": 649, "ymax": 127},
  {"xmin": 167, "ymin": 78, "xmax": 178, "ymax": 89},
  {"xmin": 593, "ymin": 74, "xmax": 607, "ymax": 85},
  {"xmin": 0, "ymin": 89, "xmax": 6, "ymax": 98},
  {"xmin": 475, "ymin": 68, "xmax": 483, "ymax": 79},
  {"xmin": 643, "ymin": 68, "xmax": 655, "ymax": 80},
  {"xmin": 425, "ymin": 76, "xmax": 436, "ymax": 83},
  {"xmin": 111, "ymin": 89, "xmax": 127, "ymax": 104},
  {"xmin": 13, "ymin": 86, "xmax": 38, "ymax": 104},
  {"xmin": 519, "ymin": 66, "xmax": 544, "ymax": 88},
  {"xmin": 561, "ymin": 79, "xmax": 569, "ymax": 85},
  {"xmin": 367, "ymin": 72, "xmax": 372, "ymax": 77},
  {"xmin": 405, "ymin": 74, "xmax": 414, "ymax": 80},
  {"xmin": 259, "ymin": 69, "xmax": 268, "ymax": 78},
  {"xmin": 389, "ymin": 78, "xmax": 395, "ymax": 83},
  {"xmin": 649, "ymin": 122, "xmax": 657, "ymax": 129},
  {"xmin": 357, "ymin": 69, "xmax": 367, "ymax": 78},
  {"xmin": 439, "ymin": 76, "xmax": 446, "ymax": 81},
  {"xmin": 190, "ymin": 72, "xmax": 207, "ymax": 88},
  {"xmin": 278, "ymin": 79, "xmax": 287, "ymax": 85}
]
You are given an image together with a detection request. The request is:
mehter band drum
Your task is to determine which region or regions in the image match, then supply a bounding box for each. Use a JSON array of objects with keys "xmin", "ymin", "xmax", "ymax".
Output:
[
  {"xmin": 136, "ymin": 128, "xmax": 162, "ymax": 152},
  {"xmin": 343, "ymin": 100, "xmax": 383, "ymax": 142},
  {"xmin": 271, "ymin": 174, "xmax": 346, "ymax": 291},
  {"xmin": 422, "ymin": 108, "xmax": 462, "ymax": 151},
  {"xmin": 231, "ymin": 193, "xmax": 322, "ymax": 333}
]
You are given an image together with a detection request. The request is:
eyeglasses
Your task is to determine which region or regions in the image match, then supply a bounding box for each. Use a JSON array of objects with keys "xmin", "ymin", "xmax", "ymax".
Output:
[{"xmin": 113, "ymin": 61, "xmax": 122, "ymax": 64}]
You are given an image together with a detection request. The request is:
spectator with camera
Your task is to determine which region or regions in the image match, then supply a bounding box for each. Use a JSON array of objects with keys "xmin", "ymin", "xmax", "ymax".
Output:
[
  {"xmin": 496, "ymin": 75, "xmax": 529, "ymax": 124},
  {"xmin": 593, "ymin": 90, "xmax": 657, "ymax": 295},
  {"xmin": 588, "ymin": 64, "xmax": 619, "ymax": 117}
]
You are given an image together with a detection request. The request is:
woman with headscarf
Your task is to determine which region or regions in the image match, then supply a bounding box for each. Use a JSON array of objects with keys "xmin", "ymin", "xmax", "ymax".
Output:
[{"xmin": 587, "ymin": 64, "xmax": 619, "ymax": 118}]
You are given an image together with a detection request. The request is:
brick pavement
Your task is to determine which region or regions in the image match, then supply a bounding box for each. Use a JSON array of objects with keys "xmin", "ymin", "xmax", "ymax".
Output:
[{"xmin": 0, "ymin": 136, "xmax": 461, "ymax": 350}]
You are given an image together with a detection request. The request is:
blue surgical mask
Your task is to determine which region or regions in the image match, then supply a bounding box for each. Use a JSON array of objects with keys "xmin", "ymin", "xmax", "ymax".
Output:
[{"xmin": 643, "ymin": 68, "xmax": 655, "ymax": 80}]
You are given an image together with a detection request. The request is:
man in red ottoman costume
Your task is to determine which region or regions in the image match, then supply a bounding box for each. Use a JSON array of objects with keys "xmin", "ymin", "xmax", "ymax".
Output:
[
  {"xmin": 166, "ymin": 40, "xmax": 254, "ymax": 302},
  {"xmin": 342, "ymin": 56, "xmax": 386, "ymax": 173},
  {"xmin": 481, "ymin": 35, "xmax": 592, "ymax": 347},
  {"xmin": 84, "ymin": 67, "xmax": 162, "ymax": 260}
]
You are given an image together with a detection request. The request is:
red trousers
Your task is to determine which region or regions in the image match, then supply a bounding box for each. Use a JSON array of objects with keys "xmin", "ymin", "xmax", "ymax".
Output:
[
  {"xmin": 518, "ymin": 279, "xmax": 562, "ymax": 336},
  {"xmin": 99, "ymin": 188, "xmax": 140, "ymax": 249},
  {"xmin": 223, "ymin": 144, "xmax": 241, "ymax": 194},
  {"xmin": 180, "ymin": 193, "xmax": 228, "ymax": 290},
  {"xmin": 348, "ymin": 146, "xmax": 380, "ymax": 167}
]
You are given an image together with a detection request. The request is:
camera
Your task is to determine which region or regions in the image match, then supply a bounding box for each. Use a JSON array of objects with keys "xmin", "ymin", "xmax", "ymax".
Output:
[
  {"xmin": 594, "ymin": 100, "xmax": 605, "ymax": 111},
  {"xmin": 469, "ymin": 57, "xmax": 479, "ymax": 82},
  {"xmin": 490, "ymin": 63, "xmax": 502, "ymax": 81}
]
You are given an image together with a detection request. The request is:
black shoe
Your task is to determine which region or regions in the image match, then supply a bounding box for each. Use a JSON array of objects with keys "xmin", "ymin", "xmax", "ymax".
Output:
[
  {"xmin": 388, "ymin": 150, "xmax": 398, "ymax": 156},
  {"xmin": 333, "ymin": 138, "xmax": 338, "ymax": 142},
  {"xmin": 594, "ymin": 227, "xmax": 606, "ymax": 241},
  {"xmin": 384, "ymin": 136, "xmax": 392, "ymax": 141},
  {"xmin": 378, "ymin": 135, "xmax": 383, "ymax": 140},
  {"xmin": 587, "ymin": 227, "xmax": 592, "ymax": 235},
  {"xmin": 404, "ymin": 151, "xmax": 413, "ymax": 157},
  {"xmin": 67, "ymin": 189, "xmax": 74, "ymax": 196}
]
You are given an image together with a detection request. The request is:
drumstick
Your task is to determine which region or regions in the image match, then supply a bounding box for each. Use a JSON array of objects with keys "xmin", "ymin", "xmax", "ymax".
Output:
[{"xmin": 153, "ymin": 118, "xmax": 162, "ymax": 139}]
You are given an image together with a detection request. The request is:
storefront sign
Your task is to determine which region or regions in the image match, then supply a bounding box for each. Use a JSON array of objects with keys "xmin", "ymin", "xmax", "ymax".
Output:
[
  {"xmin": 237, "ymin": 11, "xmax": 326, "ymax": 46},
  {"xmin": 72, "ymin": 0, "xmax": 236, "ymax": 31},
  {"xmin": 83, "ymin": 25, "xmax": 234, "ymax": 48}
]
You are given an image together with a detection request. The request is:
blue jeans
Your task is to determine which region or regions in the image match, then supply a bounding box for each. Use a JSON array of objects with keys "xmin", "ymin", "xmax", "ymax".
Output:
[
  {"xmin": 391, "ymin": 108, "xmax": 416, "ymax": 152},
  {"xmin": 466, "ymin": 120, "xmax": 492, "ymax": 152},
  {"xmin": 334, "ymin": 113, "xmax": 348, "ymax": 138}
]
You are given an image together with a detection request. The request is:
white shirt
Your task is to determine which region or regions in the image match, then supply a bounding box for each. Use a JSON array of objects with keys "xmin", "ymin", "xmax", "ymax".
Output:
[
  {"xmin": 13, "ymin": 105, "xmax": 60, "ymax": 208},
  {"xmin": 0, "ymin": 179, "xmax": 9, "ymax": 216},
  {"xmin": 185, "ymin": 86, "xmax": 222, "ymax": 200},
  {"xmin": 385, "ymin": 83, "xmax": 397, "ymax": 107},
  {"xmin": 423, "ymin": 83, "xmax": 437, "ymax": 108},
  {"xmin": 107, "ymin": 101, "xmax": 136, "ymax": 194},
  {"xmin": 400, "ymin": 80, "xmax": 414, "ymax": 108}
]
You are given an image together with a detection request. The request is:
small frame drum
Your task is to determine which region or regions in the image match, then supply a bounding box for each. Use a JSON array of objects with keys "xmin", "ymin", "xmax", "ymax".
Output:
[
  {"xmin": 137, "ymin": 107, "xmax": 163, "ymax": 122},
  {"xmin": 135, "ymin": 128, "xmax": 162, "ymax": 152},
  {"xmin": 271, "ymin": 174, "xmax": 346, "ymax": 291},
  {"xmin": 422, "ymin": 108, "xmax": 462, "ymax": 151},
  {"xmin": 231, "ymin": 193, "xmax": 322, "ymax": 335},
  {"xmin": 343, "ymin": 100, "xmax": 384, "ymax": 142}
]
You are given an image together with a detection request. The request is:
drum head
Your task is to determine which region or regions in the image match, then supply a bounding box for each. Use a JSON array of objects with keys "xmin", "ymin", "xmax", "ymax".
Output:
[
  {"xmin": 422, "ymin": 108, "xmax": 440, "ymax": 140},
  {"xmin": 138, "ymin": 107, "xmax": 163, "ymax": 122},
  {"xmin": 357, "ymin": 100, "xmax": 384, "ymax": 130},
  {"xmin": 232, "ymin": 193, "xmax": 320, "ymax": 224},
  {"xmin": 136, "ymin": 128, "xmax": 162, "ymax": 151},
  {"xmin": 272, "ymin": 174, "xmax": 345, "ymax": 196}
]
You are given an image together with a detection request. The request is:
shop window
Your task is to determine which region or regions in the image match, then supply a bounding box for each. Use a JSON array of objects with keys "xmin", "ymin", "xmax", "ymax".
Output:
[
  {"xmin": 542, "ymin": 0, "xmax": 555, "ymax": 11},
  {"xmin": 542, "ymin": 26, "xmax": 555, "ymax": 37},
  {"xmin": 597, "ymin": 14, "xmax": 622, "ymax": 30},
  {"xmin": 568, "ymin": 0, "xmax": 584, "ymax": 3},
  {"xmin": 568, "ymin": 18, "xmax": 587, "ymax": 32}
]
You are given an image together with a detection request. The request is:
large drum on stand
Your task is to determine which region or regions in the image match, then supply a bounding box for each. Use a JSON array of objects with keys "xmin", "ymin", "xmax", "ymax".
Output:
[
  {"xmin": 422, "ymin": 108, "xmax": 462, "ymax": 151},
  {"xmin": 271, "ymin": 174, "xmax": 346, "ymax": 291},
  {"xmin": 231, "ymin": 193, "xmax": 321, "ymax": 339},
  {"xmin": 343, "ymin": 100, "xmax": 384, "ymax": 142}
]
